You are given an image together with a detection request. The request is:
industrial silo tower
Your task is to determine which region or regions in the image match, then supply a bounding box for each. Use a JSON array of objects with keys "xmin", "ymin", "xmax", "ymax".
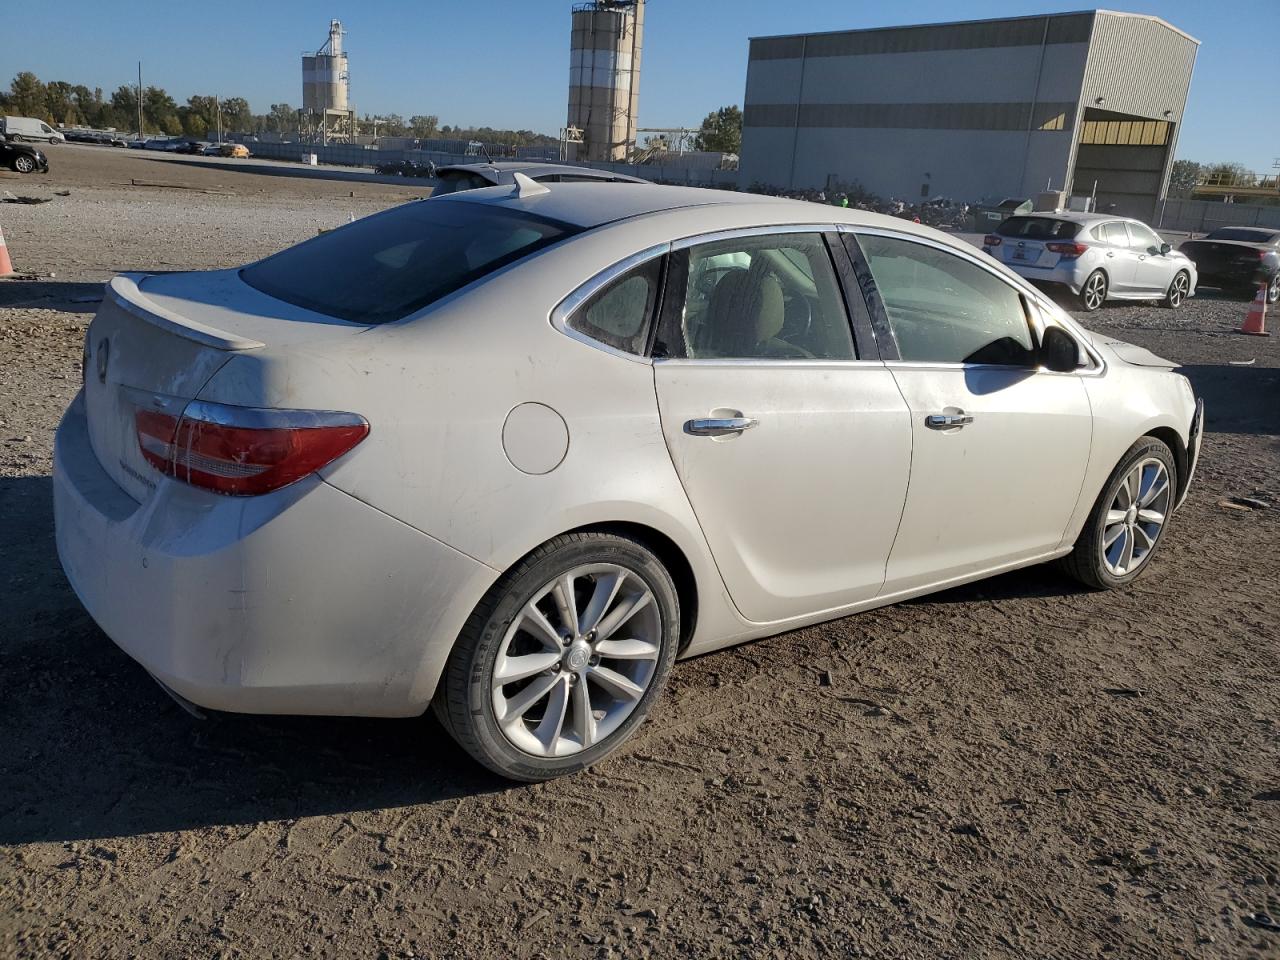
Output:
[
  {"xmin": 567, "ymin": 1, "xmax": 644, "ymax": 162},
  {"xmin": 302, "ymin": 19, "xmax": 354, "ymax": 143}
]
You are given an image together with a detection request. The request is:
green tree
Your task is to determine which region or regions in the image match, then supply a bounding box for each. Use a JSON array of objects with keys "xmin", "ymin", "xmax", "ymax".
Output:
[
  {"xmin": 1206, "ymin": 161, "xmax": 1254, "ymax": 187},
  {"xmin": 220, "ymin": 97, "xmax": 251, "ymax": 134},
  {"xmin": 141, "ymin": 86, "xmax": 181, "ymax": 134},
  {"xmin": 110, "ymin": 85, "xmax": 141, "ymax": 133},
  {"xmin": 44, "ymin": 81, "xmax": 78, "ymax": 125},
  {"xmin": 409, "ymin": 114, "xmax": 439, "ymax": 138},
  {"xmin": 9, "ymin": 72, "xmax": 48, "ymax": 118},
  {"xmin": 1168, "ymin": 159, "xmax": 1201, "ymax": 196},
  {"xmin": 267, "ymin": 102, "xmax": 296, "ymax": 135},
  {"xmin": 693, "ymin": 105, "xmax": 742, "ymax": 154}
]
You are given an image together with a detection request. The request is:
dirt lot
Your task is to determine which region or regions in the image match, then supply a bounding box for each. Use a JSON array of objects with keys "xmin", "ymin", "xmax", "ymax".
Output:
[{"xmin": 1, "ymin": 145, "xmax": 1278, "ymax": 959}]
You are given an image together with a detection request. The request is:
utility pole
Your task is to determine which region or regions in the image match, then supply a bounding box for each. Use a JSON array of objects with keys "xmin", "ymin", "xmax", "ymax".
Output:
[
  {"xmin": 136, "ymin": 62, "xmax": 144, "ymax": 140},
  {"xmin": 215, "ymin": 94, "xmax": 222, "ymax": 144}
]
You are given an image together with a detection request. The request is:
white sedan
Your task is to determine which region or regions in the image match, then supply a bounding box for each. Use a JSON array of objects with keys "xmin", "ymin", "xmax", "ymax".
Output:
[{"xmin": 54, "ymin": 179, "xmax": 1203, "ymax": 781}]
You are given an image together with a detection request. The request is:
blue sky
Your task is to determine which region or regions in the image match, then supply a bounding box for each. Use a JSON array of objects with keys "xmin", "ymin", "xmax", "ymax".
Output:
[{"xmin": 7, "ymin": 0, "xmax": 1273, "ymax": 170}]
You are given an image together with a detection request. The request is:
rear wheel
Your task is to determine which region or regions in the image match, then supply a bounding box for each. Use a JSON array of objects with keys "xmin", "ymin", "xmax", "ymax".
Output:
[
  {"xmin": 1079, "ymin": 269, "xmax": 1108, "ymax": 312},
  {"xmin": 435, "ymin": 532, "xmax": 680, "ymax": 781},
  {"xmin": 1060, "ymin": 437, "xmax": 1176, "ymax": 590},
  {"xmin": 1163, "ymin": 270, "xmax": 1190, "ymax": 309}
]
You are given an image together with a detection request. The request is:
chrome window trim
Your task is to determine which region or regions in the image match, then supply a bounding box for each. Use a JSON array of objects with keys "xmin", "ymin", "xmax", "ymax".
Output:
[
  {"xmin": 653, "ymin": 358, "xmax": 886, "ymax": 368},
  {"xmin": 549, "ymin": 243, "xmax": 670, "ymax": 365},
  {"xmin": 839, "ymin": 224, "xmax": 1107, "ymax": 378},
  {"xmin": 671, "ymin": 222, "xmax": 833, "ymax": 250}
]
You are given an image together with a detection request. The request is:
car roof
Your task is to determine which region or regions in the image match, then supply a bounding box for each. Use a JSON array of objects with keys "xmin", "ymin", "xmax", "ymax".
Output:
[
  {"xmin": 1005, "ymin": 211, "xmax": 1143, "ymax": 226},
  {"xmin": 434, "ymin": 181, "xmax": 970, "ymax": 240},
  {"xmin": 436, "ymin": 161, "xmax": 648, "ymax": 184}
]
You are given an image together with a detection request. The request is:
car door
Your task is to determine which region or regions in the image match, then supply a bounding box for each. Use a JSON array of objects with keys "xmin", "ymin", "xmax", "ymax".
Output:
[
  {"xmin": 1126, "ymin": 221, "xmax": 1173, "ymax": 294},
  {"xmin": 845, "ymin": 229, "xmax": 1093, "ymax": 594},
  {"xmin": 652, "ymin": 227, "xmax": 912, "ymax": 623},
  {"xmin": 1097, "ymin": 220, "xmax": 1139, "ymax": 293}
]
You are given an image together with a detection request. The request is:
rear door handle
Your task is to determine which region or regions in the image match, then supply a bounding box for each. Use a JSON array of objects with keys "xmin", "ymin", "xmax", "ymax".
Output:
[
  {"xmin": 926, "ymin": 413, "xmax": 974, "ymax": 429},
  {"xmin": 686, "ymin": 417, "xmax": 758, "ymax": 437}
]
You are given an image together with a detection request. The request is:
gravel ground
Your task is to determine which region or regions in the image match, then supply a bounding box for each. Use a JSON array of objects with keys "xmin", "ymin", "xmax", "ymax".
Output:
[{"xmin": 1, "ymin": 146, "xmax": 1278, "ymax": 960}]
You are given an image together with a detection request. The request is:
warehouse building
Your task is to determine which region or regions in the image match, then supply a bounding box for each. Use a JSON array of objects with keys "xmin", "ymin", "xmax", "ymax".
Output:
[{"xmin": 740, "ymin": 10, "xmax": 1198, "ymax": 220}]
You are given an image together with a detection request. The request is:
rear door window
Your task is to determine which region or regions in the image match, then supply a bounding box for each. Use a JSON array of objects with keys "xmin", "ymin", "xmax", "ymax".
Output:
[
  {"xmin": 241, "ymin": 200, "xmax": 578, "ymax": 324},
  {"xmin": 1103, "ymin": 221, "xmax": 1129, "ymax": 246}
]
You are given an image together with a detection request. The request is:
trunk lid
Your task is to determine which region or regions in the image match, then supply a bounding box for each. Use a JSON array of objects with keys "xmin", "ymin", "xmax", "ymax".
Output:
[
  {"xmin": 84, "ymin": 271, "xmax": 365, "ymax": 502},
  {"xmin": 1180, "ymin": 239, "xmax": 1264, "ymax": 272},
  {"xmin": 998, "ymin": 236, "xmax": 1061, "ymax": 269}
]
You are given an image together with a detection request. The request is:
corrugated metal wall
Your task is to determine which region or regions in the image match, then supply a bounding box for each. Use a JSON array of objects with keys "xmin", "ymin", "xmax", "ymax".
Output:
[{"xmin": 1079, "ymin": 13, "xmax": 1197, "ymax": 122}]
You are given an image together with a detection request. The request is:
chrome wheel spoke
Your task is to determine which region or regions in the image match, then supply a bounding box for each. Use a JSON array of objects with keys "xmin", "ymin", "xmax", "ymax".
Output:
[
  {"xmin": 594, "ymin": 637, "xmax": 661, "ymax": 661},
  {"xmin": 1101, "ymin": 457, "xmax": 1170, "ymax": 577},
  {"xmin": 494, "ymin": 650, "xmax": 562, "ymax": 684},
  {"xmin": 1132, "ymin": 523, "xmax": 1157, "ymax": 552},
  {"xmin": 1103, "ymin": 523, "xmax": 1126, "ymax": 549},
  {"xmin": 518, "ymin": 602, "xmax": 564, "ymax": 650},
  {"xmin": 571, "ymin": 675, "xmax": 597, "ymax": 748},
  {"xmin": 552, "ymin": 573, "xmax": 579, "ymax": 635},
  {"xmin": 595, "ymin": 589, "xmax": 653, "ymax": 643},
  {"xmin": 588, "ymin": 664, "xmax": 645, "ymax": 701},
  {"xmin": 500, "ymin": 672, "xmax": 559, "ymax": 723},
  {"xmin": 532, "ymin": 675, "xmax": 571, "ymax": 752},
  {"xmin": 1139, "ymin": 474, "xmax": 1169, "ymax": 508},
  {"xmin": 578, "ymin": 571, "xmax": 625, "ymax": 637},
  {"xmin": 1137, "ymin": 508, "xmax": 1165, "ymax": 526},
  {"xmin": 1106, "ymin": 508, "xmax": 1128, "ymax": 526},
  {"xmin": 1118, "ymin": 526, "xmax": 1136, "ymax": 572}
]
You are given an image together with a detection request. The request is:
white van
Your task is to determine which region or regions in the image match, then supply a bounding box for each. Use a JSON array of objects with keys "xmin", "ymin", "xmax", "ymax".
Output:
[{"xmin": 1, "ymin": 116, "xmax": 65, "ymax": 144}]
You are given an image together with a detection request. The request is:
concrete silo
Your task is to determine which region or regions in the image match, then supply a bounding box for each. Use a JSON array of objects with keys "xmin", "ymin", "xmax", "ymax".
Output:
[
  {"xmin": 302, "ymin": 20, "xmax": 354, "ymax": 143},
  {"xmin": 567, "ymin": 1, "xmax": 644, "ymax": 162}
]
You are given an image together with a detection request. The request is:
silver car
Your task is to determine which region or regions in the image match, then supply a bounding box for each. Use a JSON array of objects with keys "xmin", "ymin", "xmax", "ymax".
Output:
[{"xmin": 984, "ymin": 212, "xmax": 1196, "ymax": 312}]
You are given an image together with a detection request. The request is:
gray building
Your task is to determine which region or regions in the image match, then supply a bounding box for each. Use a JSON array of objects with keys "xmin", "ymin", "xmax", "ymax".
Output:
[{"xmin": 740, "ymin": 10, "xmax": 1198, "ymax": 220}]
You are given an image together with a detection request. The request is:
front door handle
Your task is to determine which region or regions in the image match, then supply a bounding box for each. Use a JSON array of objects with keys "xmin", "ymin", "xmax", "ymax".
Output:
[
  {"xmin": 925, "ymin": 413, "xmax": 974, "ymax": 429},
  {"xmin": 686, "ymin": 417, "xmax": 758, "ymax": 437}
]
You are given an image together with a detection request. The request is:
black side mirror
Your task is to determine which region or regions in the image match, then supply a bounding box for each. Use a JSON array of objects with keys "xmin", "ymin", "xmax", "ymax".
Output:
[
  {"xmin": 1040, "ymin": 326, "xmax": 1079, "ymax": 372},
  {"xmin": 1159, "ymin": 242, "xmax": 1172, "ymax": 255}
]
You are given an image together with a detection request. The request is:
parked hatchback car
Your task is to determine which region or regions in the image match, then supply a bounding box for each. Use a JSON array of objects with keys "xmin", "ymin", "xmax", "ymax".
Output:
[
  {"xmin": 431, "ymin": 161, "xmax": 648, "ymax": 195},
  {"xmin": 1178, "ymin": 227, "xmax": 1280, "ymax": 303},
  {"xmin": 0, "ymin": 134, "xmax": 49, "ymax": 173},
  {"xmin": 984, "ymin": 212, "xmax": 1196, "ymax": 312},
  {"xmin": 54, "ymin": 181, "xmax": 1202, "ymax": 781}
]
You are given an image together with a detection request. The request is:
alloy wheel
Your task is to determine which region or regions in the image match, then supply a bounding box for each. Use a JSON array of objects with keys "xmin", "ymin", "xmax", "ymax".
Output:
[
  {"xmin": 491, "ymin": 563, "xmax": 663, "ymax": 758},
  {"xmin": 1101, "ymin": 457, "xmax": 1171, "ymax": 576},
  {"xmin": 1269, "ymin": 273, "xmax": 1280, "ymax": 305},
  {"xmin": 14, "ymin": 156, "xmax": 34, "ymax": 173},
  {"xmin": 1168, "ymin": 272, "xmax": 1189, "ymax": 307},
  {"xmin": 1083, "ymin": 272, "xmax": 1107, "ymax": 311}
]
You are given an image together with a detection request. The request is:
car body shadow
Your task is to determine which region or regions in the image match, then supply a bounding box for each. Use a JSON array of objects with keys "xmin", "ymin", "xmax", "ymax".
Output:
[
  {"xmin": 904, "ymin": 563, "xmax": 1088, "ymax": 606},
  {"xmin": 0, "ymin": 475, "xmax": 504, "ymax": 846},
  {"xmin": 1179, "ymin": 363, "xmax": 1280, "ymax": 435},
  {"xmin": 0, "ymin": 279, "xmax": 105, "ymax": 314}
]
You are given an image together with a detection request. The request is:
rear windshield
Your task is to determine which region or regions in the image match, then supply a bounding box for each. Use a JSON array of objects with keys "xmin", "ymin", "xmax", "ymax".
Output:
[
  {"xmin": 1204, "ymin": 228, "xmax": 1279, "ymax": 244},
  {"xmin": 996, "ymin": 217, "xmax": 1081, "ymax": 240},
  {"xmin": 431, "ymin": 171, "xmax": 496, "ymax": 196},
  {"xmin": 241, "ymin": 200, "xmax": 578, "ymax": 324}
]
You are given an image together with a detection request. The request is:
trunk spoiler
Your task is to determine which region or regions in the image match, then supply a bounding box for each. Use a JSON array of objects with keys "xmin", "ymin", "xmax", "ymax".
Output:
[{"xmin": 109, "ymin": 273, "xmax": 265, "ymax": 352}]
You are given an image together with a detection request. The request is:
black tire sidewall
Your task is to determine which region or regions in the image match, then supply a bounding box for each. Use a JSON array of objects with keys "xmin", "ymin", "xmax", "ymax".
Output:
[
  {"xmin": 443, "ymin": 534, "xmax": 680, "ymax": 781},
  {"xmin": 1078, "ymin": 438, "xmax": 1176, "ymax": 589},
  {"xmin": 1164, "ymin": 270, "xmax": 1189, "ymax": 309}
]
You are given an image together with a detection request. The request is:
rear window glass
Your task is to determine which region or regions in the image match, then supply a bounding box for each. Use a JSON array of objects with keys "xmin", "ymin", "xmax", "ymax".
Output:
[
  {"xmin": 996, "ymin": 217, "xmax": 1081, "ymax": 240},
  {"xmin": 241, "ymin": 200, "xmax": 578, "ymax": 324},
  {"xmin": 431, "ymin": 171, "xmax": 495, "ymax": 195},
  {"xmin": 1204, "ymin": 228, "xmax": 1279, "ymax": 244}
]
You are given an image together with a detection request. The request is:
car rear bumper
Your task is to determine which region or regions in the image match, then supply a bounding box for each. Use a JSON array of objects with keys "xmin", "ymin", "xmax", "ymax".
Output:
[
  {"xmin": 53, "ymin": 392, "xmax": 496, "ymax": 717},
  {"xmin": 1002, "ymin": 260, "xmax": 1087, "ymax": 294}
]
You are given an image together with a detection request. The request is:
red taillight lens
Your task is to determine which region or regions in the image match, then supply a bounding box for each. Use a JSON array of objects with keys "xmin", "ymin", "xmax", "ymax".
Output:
[
  {"xmin": 1046, "ymin": 241, "xmax": 1089, "ymax": 258},
  {"xmin": 135, "ymin": 401, "xmax": 368, "ymax": 496},
  {"xmin": 984, "ymin": 235, "xmax": 1002, "ymax": 247}
]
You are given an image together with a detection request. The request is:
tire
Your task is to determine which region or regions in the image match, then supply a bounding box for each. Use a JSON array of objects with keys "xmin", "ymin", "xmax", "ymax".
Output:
[
  {"xmin": 435, "ymin": 531, "xmax": 680, "ymax": 781},
  {"xmin": 1060, "ymin": 436, "xmax": 1177, "ymax": 590},
  {"xmin": 1078, "ymin": 269, "xmax": 1108, "ymax": 312},
  {"xmin": 1267, "ymin": 272, "xmax": 1280, "ymax": 305},
  {"xmin": 12, "ymin": 154, "xmax": 36, "ymax": 174},
  {"xmin": 1163, "ymin": 270, "xmax": 1190, "ymax": 309}
]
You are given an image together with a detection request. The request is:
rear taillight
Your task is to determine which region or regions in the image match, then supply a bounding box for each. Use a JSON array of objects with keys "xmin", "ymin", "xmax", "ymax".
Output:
[
  {"xmin": 984, "ymin": 235, "xmax": 1002, "ymax": 247},
  {"xmin": 1046, "ymin": 241, "xmax": 1089, "ymax": 259},
  {"xmin": 135, "ymin": 400, "xmax": 368, "ymax": 496}
]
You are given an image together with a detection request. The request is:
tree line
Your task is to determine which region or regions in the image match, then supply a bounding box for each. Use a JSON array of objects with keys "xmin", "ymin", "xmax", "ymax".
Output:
[{"xmin": 0, "ymin": 71, "xmax": 558, "ymax": 146}]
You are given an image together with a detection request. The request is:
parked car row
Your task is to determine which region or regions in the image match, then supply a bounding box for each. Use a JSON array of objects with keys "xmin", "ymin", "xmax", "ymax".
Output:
[{"xmin": 64, "ymin": 130, "xmax": 129, "ymax": 147}]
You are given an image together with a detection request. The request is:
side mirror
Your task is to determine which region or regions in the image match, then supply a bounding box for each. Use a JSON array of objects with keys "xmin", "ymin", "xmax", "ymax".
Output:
[
  {"xmin": 1040, "ymin": 326, "xmax": 1079, "ymax": 373},
  {"xmin": 1159, "ymin": 242, "xmax": 1172, "ymax": 255}
]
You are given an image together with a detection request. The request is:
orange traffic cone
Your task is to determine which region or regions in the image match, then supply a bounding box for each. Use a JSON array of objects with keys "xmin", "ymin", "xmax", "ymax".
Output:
[
  {"xmin": 0, "ymin": 223, "xmax": 15, "ymax": 279},
  {"xmin": 1238, "ymin": 282, "xmax": 1270, "ymax": 336}
]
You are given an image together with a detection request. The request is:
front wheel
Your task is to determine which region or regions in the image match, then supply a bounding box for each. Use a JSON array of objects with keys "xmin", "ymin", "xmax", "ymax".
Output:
[
  {"xmin": 1079, "ymin": 269, "xmax": 1108, "ymax": 312},
  {"xmin": 12, "ymin": 155, "xmax": 35, "ymax": 174},
  {"xmin": 1060, "ymin": 437, "xmax": 1177, "ymax": 590},
  {"xmin": 1163, "ymin": 270, "xmax": 1190, "ymax": 309},
  {"xmin": 435, "ymin": 532, "xmax": 680, "ymax": 781}
]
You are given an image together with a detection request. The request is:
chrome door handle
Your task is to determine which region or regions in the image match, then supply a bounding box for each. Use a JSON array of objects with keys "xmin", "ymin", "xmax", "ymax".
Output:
[
  {"xmin": 926, "ymin": 413, "xmax": 974, "ymax": 429},
  {"xmin": 1106, "ymin": 251, "xmax": 1116, "ymax": 258},
  {"xmin": 686, "ymin": 417, "xmax": 758, "ymax": 437}
]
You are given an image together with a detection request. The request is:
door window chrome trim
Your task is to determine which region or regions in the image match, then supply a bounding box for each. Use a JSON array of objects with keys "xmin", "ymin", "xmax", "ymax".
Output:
[
  {"xmin": 549, "ymin": 243, "xmax": 669, "ymax": 365},
  {"xmin": 671, "ymin": 222, "xmax": 833, "ymax": 251},
  {"xmin": 839, "ymin": 224, "xmax": 1106, "ymax": 377},
  {"xmin": 653, "ymin": 357, "xmax": 886, "ymax": 369}
]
